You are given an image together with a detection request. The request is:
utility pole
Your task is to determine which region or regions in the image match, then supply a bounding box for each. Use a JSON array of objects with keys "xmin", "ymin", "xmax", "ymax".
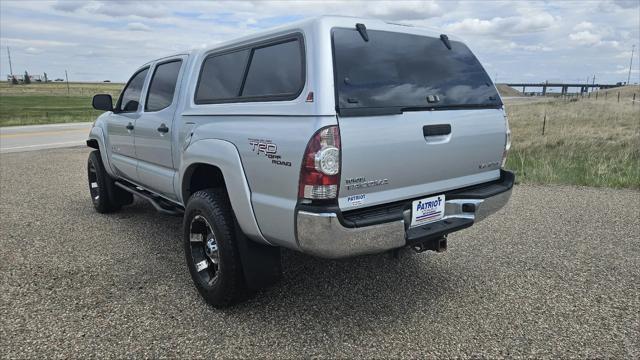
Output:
[
  {"xmin": 7, "ymin": 47, "xmax": 13, "ymax": 76},
  {"xmin": 628, "ymin": 45, "xmax": 635, "ymax": 85},
  {"xmin": 586, "ymin": 76, "xmax": 589, "ymax": 94},
  {"xmin": 65, "ymin": 70, "xmax": 70, "ymax": 96}
]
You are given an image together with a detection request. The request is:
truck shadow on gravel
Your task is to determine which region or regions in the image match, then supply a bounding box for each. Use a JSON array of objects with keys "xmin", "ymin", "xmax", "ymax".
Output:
[{"xmin": 97, "ymin": 198, "xmax": 455, "ymax": 320}]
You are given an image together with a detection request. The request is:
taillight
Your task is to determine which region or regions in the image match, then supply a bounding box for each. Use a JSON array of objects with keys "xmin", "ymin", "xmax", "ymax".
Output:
[
  {"xmin": 501, "ymin": 114, "xmax": 511, "ymax": 168},
  {"xmin": 298, "ymin": 126, "xmax": 341, "ymax": 199}
]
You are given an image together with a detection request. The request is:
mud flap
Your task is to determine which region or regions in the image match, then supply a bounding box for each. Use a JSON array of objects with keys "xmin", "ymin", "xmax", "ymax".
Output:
[{"xmin": 235, "ymin": 222, "xmax": 282, "ymax": 290}]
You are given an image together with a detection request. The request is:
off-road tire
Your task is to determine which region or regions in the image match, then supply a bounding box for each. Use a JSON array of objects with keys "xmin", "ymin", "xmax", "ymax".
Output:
[
  {"xmin": 183, "ymin": 188, "xmax": 246, "ymax": 307},
  {"xmin": 87, "ymin": 150, "xmax": 132, "ymax": 213}
]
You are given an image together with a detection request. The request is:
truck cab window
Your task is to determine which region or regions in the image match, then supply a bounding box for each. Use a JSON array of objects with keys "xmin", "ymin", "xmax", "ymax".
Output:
[
  {"xmin": 118, "ymin": 68, "xmax": 149, "ymax": 113},
  {"xmin": 146, "ymin": 60, "xmax": 182, "ymax": 112}
]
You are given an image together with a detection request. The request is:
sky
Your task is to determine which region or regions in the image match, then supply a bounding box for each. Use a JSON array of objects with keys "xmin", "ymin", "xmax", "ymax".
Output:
[{"xmin": 0, "ymin": 0, "xmax": 638, "ymax": 84}]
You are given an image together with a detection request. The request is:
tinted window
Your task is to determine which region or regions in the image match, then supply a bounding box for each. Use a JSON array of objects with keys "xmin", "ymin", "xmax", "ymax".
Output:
[
  {"xmin": 195, "ymin": 49, "xmax": 250, "ymax": 103},
  {"xmin": 119, "ymin": 68, "xmax": 149, "ymax": 112},
  {"xmin": 332, "ymin": 29, "xmax": 501, "ymax": 114},
  {"xmin": 146, "ymin": 60, "xmax": 182, "ymax": 112},
  {"xmin": 242, "ymin": 39, "xmax": 303, "ymax": 97}
]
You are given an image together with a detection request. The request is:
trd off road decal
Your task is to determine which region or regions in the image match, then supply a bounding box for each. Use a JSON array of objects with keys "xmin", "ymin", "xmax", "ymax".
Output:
[{"xmin": 248, "ymin": 138, "xmax": 292, "ymax": 167}]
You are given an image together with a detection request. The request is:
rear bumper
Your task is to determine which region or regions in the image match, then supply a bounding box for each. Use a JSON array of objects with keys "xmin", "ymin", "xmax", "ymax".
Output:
[{"xmin": 295, "ymin": 170, "xmax": 514, "ymax": 259}]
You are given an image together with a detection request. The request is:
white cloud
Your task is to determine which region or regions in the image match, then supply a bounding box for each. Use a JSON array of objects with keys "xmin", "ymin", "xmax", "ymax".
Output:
[
  {"xmin": 569, "ymin": 30, "xmax": 601, "ymax": 45},
  {"xmin": 573, "ymin": 21, "xmax": 593, "ymax": 31},
  {"xmin": 94, "ymin": 2, "xmax": 169, "ymax": 19},
  {"xmin": 445, "ymin": 18, "xmax": 495, "ymax": 34},
  {"xmin": 444, "ymin": 12, "xmax": 558, "ymax": 35},
  {"xmin": 365, "ymin": 1, "xmax": 443, "ymax": 20},
  {"xmin": 126, "ymin": 22, "xmax": 151, "ymax": 32},
  {"xmin": 51, "ymin": 0, "xmax": 86, "ymax": 12},
  {"xmin": 1, "ymin": 37, "xmax": 78, "ymax": 47},
  {"xmin": 612, "ymin": 67, "xmax": 639, "ymax": 75},
  {"xmin": 519, "ymin": 44, "xmax": 553, "ymax": 52},
  {"xmin": 24, "ymin": 47, "xmax": 44, "ymax": 54},
  {"xmin": 569, "ymin": 30, "xmax": 621, "ymax": 48}
]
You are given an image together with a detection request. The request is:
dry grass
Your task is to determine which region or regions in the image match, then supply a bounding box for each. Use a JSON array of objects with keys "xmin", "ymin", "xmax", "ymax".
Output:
[
  {"xmin": 504, "ymin": 90, "xmax": 640, "ymax": 188},
  {"xmin": 593, "ymin": 85, "xmax": 640, "ymax": 98},
  {"xmin": 496, "ymin": 84, "xmax": 523, "ymax": 97}
]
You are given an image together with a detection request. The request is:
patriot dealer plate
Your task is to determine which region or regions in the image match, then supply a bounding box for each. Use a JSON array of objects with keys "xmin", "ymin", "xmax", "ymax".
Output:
[{"xmin": 411, "ymin": 194, "xmax": 445, "ymax": 227}]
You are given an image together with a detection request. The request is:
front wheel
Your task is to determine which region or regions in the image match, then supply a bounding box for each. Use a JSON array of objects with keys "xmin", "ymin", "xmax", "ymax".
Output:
[
  {"xmin": 87, "ymin": 150, "xmax": 131, "ymax": 213},
  {"xmin": 183, "ymin": 189, "xmax": 246, "ymax": 307}
]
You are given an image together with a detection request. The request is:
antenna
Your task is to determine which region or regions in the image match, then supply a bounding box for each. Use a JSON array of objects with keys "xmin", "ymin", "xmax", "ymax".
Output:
[
  {"xmin": 627, "ymin": 45, "xmax": 635, "ymax": 85},
  {"xmin": 7, "ymin": 47, "xmax": 13, "ymax": 76}
]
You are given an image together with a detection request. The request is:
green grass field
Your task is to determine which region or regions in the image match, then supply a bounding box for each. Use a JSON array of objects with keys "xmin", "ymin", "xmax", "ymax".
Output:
[
  {"xmin": 504, "ymin": 87, "xmax": 640, "ymax": 189},
  {"xmin": 0, "ymin": 82, "xmax": 123, "ymax": 126}
]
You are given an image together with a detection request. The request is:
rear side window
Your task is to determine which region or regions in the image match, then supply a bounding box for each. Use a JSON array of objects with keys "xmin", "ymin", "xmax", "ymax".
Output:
[
  {"xmin": 195, "ymin": 35, "xmax": 304, "ymax": 104},
  {"xmin": 146, "ymin": 60, "xmax": 182, "ymax": 112},
  {"xmin": 195, "ymin": 50, "xmax": 250, "ymax": 103},
  {"xmin": 332, "ymin": 28, "xmax": 501, "ymax": 115},
  {"xmin": 242, "ymin": 40, "xmax": 303, "ymax": 97},
  {"xmin": 118, "ymin": 68, "xmax": 149, "ymax": 112}
]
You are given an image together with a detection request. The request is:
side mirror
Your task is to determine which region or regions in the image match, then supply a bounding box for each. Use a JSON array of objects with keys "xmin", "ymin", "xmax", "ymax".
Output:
[{"xmin": 92, "ymin": 94, "xmax": 113, "ymax": 111}]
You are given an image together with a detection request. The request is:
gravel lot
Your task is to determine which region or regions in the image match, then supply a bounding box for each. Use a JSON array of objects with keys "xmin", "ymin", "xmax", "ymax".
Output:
[{"xmin": 1, "ymin": 147, "xmax": 638, "ymax": 358}]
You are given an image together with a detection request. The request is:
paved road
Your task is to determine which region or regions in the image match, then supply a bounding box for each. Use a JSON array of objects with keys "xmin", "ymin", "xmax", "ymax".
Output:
[
  {"xmin": 0, "ymin": 122, "xmax": 92, "ymax": 153},
  {"xmin": 1, "ymin": 147, "xmax": 638, "ymax": 358}
]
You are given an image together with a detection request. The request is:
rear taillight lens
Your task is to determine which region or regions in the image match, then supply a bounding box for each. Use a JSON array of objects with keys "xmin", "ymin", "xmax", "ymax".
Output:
[
  {"xmin": 299, "ymin": 126, "xmax": 341, "ymax": 199},
  {"xmin": 501, "ymin": 114, "xmax": 511, "ymax": 168}
]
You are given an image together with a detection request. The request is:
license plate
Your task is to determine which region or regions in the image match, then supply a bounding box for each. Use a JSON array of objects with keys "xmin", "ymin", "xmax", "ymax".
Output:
[{"xmin": 411, "ymin": 194, "xmax": 445, "ymax": 227}]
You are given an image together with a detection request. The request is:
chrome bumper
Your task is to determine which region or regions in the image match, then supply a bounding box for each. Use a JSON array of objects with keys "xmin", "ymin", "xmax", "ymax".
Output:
[{"xmin": 296, "ymin": 179, "xmax": 513, "ymax": 259}]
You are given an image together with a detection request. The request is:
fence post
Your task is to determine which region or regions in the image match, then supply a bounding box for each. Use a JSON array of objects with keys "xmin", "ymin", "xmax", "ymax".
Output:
[
  {"xmin": 605, "ymin": 92, "xmax": 608, "ymax": 100},
  {"xmin": 542, "ymin": 112, "xmax": 546, "ymax": 136},
  {"xmin": 633, "ymin": 93, "xmax": 636, "ymax": 105},
  {"xmin": 596, "ymin": 91, "xmax": 598, "ymax": 100},
  {"xmin": 617, "ymin": 91, "xmax": 620, "ymax": 103}
]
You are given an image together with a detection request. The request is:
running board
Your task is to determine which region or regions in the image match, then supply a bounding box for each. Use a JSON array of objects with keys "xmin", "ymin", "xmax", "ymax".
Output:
[{"xmin": 114, "ymin": 181, "xmax": 183, "ymax": 216}]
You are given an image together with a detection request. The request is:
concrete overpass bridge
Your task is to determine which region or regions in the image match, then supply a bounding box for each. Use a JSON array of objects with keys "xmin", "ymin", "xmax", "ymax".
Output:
[{"xmin": 505, "ymin": 82, "xmax": 622, "ymax": 95}]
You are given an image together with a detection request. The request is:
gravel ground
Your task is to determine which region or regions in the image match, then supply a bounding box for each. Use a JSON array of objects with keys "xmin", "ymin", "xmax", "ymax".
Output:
[{"xmin": 1, "ymin": 147, "xmax": 639, "ymax": 358}]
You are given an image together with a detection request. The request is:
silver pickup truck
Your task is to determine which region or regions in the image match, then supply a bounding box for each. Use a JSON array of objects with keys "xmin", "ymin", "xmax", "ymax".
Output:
[{"xmin": 87, "ymin": 16, "xmax": 513, "ymax": 307}]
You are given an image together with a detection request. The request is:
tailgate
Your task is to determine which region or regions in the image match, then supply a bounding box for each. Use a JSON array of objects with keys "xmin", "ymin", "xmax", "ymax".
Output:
[{"xmin": 338, "ymin": 109, "xmax": 505, "ymax": 211}]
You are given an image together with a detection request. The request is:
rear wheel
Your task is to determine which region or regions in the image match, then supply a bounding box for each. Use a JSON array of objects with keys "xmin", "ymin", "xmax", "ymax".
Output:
[
  {"xmin": 87, "ymin": 150, "xmax": 133, "ymax": 213},
  {"xmin": 184, "ymin": 189, "xmax": 246, "ymax": 307}
]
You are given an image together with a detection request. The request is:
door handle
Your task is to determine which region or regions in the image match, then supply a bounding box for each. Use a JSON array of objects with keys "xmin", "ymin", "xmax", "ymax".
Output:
[
  {"xmin": 423, "ymin": 124, "xmax": 451, "ymax": 137},
  {"xmin": 157, "ymin": 124, "xmax": 169, "ymax": 133},
  {"xmin": 125, "ymin": 122, "xmax": 134, "ymax": 131}
]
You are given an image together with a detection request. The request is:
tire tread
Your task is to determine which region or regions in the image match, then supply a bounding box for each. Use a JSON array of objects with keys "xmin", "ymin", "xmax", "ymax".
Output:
[{"xmin": 184, "ymin": 188, "xmax": 246, "ymax": 307}]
